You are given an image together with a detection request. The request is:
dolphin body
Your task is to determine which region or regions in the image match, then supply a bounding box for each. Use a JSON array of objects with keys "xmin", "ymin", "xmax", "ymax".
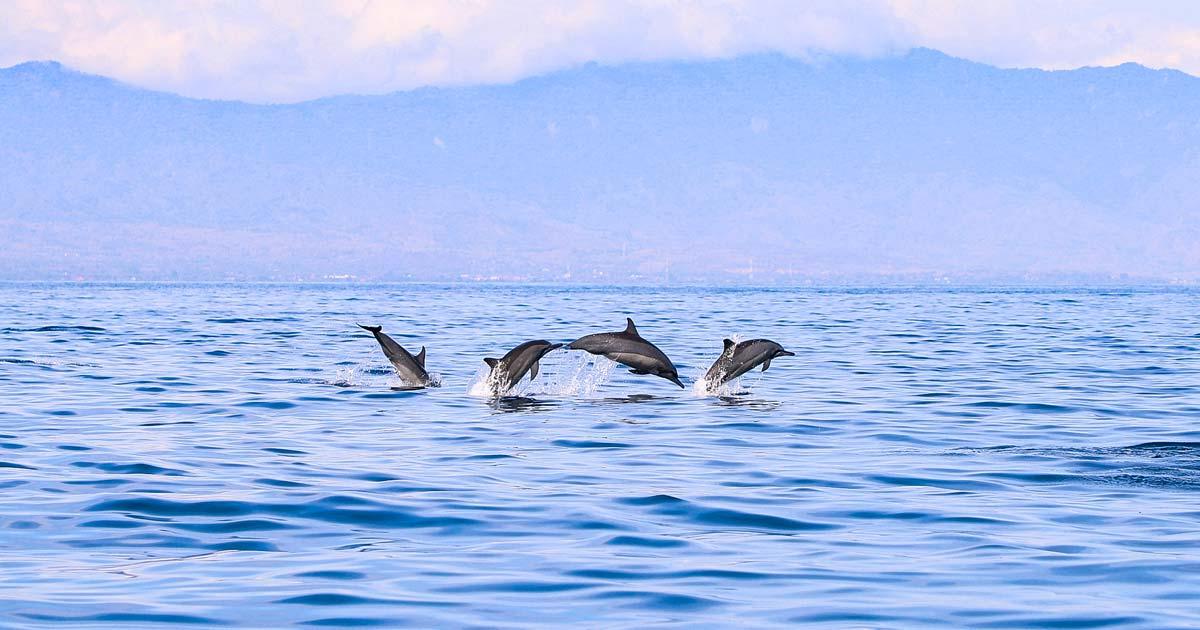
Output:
[
  {"xmin": 567, "ymin": 318, "xmax": 684, "ymax": 388},
  {"xmin": 703, "ymin": 338, "xmax": 795, "ymax": 387},
  {"xmin": 483, "ymin": 340, "xmax": 563, "ymax": 395},
  {"xmin": 357, "ymin": 324, "xmax": 432, "ymax": 388}
]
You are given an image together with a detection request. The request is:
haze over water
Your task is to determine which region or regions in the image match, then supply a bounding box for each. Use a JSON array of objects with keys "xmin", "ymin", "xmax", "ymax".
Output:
[{"xmin": 2, "ymin": 283, "xmax": 1199, "ymax": 628}]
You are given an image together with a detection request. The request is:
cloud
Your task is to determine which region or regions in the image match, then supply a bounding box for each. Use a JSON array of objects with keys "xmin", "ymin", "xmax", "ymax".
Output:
[{"xmin": 3, "ymin": 0, "xmax": 1200, "ymax": 102}]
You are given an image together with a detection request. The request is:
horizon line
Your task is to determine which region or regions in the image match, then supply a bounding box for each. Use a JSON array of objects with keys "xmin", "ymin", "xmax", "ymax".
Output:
[{"xmin": 4, "ymin": 47, "xmax": 1196, "ymax": 107}]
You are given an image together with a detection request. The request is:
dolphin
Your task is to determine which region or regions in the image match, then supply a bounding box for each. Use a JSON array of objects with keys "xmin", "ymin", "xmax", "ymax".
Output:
[
  {"xmin": 567, "ymin": 318, "xmax": 684, "ymax": 388},
  {"xmin": 703, "ymin": 338, "xmax": 794, "ymax": 387},
  {"xmin": 357, "ymin": 324, "xmax": 432, "ymax": 388},
  {"xmin": 483, "ymin": 340, "xmax": 563, "ymax": 395}
]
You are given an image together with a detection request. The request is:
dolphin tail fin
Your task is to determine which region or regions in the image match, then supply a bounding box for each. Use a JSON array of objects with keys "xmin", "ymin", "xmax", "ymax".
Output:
[
  {"xmin": 357, "ymin": 324, "xmax": 382, "ymax": 333},
  {"xmin": 625, "ymin": 318, "xmax": 639, "ymax": 335},
  {"xmin": 484, "ymin": 357, "xmax": 499, "ymax": 368},
  {"xmin": 416, "ymin": 347, "xmax": 426, "ymax": 367}
]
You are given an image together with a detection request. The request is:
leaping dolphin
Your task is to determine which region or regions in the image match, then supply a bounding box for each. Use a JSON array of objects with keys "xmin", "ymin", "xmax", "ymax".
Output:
[
  {"xmin": 567, "ymin": 318, "xmax": 684, "ymax": 388},
  {"xmin": 703, "ymin": 338, "xmax": 794, "ymax": 388},
  {"xmin": 357, "ymin": 324, "xmax": 433, "ymax": 388},
  {"xmin": 483, "ymin": 340, "xmax": 563, "ymax": 395}
]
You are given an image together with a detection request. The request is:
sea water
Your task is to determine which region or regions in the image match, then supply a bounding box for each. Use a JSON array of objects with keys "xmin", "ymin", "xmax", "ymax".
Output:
[{"xmin": 1, "ymin": 283, "xmax": 1198, "ymax": 627}]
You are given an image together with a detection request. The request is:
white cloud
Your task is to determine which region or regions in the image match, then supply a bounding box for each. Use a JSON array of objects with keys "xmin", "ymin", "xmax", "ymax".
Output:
[{"xmin": 2, "ymin": 0, "xmax": 1200, "ymax": 102}]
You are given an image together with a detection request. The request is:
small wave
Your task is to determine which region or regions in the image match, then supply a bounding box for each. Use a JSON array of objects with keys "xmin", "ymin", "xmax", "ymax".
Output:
[
  {"xmin": 1127, "ymin": 441, "xmax": 1200, "ymax": 451},
  {"xmin": 206, "ymin": 317, "xmax": 295, "ymax": 324},
  {"xmin": 238, "ymin": 400, "xmax": 299, "ymax": 410},
  {"xmin": 590, "ymin": 590, "xmax": 720, "ymax": 611},
  {"xmin": 0, "ymin": 357, "xmax": 99, "ymax": 369},
  {"xmin": 552, "ymin": 439, "xmax": 634, "ymax": 449},
  {"xmin": 5, "ymin": 325, "xmax": 108, "ymax": 333},
  {"xmin": 85, "ymin": 495, "xmax": 483, "ymax": 530},
  {"xmin": 20, "ymin": 612, "xmax": 223, "ymax": 625},
  {"xmin": 487, "ymin": 396, "xmax": 558, "ymax": 413},
  {"xmin": 617, "ymin": 494, "xmax": 840, "ymax": 533},
  {"xmin": 70, "ymin": 461, "xmax": 188, "ymax": 476},
  {"xmin": 605, "ymin": 535, "xmax": 689, "ymax": 548}
]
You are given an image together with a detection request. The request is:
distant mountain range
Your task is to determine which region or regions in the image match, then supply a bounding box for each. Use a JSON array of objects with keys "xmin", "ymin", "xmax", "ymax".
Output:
[{"xmin": 2, "ymin": 49, "xmax": 1198, "ymax": 282}]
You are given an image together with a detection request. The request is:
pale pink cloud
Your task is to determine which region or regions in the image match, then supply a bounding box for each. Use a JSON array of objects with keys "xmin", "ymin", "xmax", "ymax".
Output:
[{"xmin": 2, "ymin": 0, "xmax": 1199, "ymax": 102}]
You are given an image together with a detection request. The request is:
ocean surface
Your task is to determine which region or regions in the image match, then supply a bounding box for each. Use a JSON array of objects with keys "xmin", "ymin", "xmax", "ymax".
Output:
[{"xmin": 2, "ymin": 283, "xmax": 1199, "ymax": 628}]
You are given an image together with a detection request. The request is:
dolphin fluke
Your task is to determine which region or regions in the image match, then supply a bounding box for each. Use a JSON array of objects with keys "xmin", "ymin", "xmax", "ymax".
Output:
[{"xmin": 356, "ymin": 323, "xmax": 433, "ymax": 388}]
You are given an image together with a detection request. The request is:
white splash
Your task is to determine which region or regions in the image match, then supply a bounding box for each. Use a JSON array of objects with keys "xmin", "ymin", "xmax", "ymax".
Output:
[
  {"xmin": 691, "ymin": 333, "xmax": 752, "ymax": 397},
  {"xmin": 467, "ymin": 351, "xmax": 616, "ymax": 398},
  {"xmin": 332, "ymin": 366, "xmax": 361, "ymax": 387},
  {"xmin": 466, "ymin": 365, "xmax": 502, "ymax": 397},
  {"xmin": 532, "ymin": 352, "xmax": 616, "ymax": 397},
  {"xmin": 325, "ymin": 362, "xmax": 441, "ymax": 389}
]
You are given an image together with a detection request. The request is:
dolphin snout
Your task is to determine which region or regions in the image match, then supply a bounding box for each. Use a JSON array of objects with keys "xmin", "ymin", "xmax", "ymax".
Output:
[
  {"xmin": 778, "ymin": 350, "xmax": 796, "ymax": 357},
  {"xmin": 667, "ymin": 374, "xmax": 685, "ymax": 388}
]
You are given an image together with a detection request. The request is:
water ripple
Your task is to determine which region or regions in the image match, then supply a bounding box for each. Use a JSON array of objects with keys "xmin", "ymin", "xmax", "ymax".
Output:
[{"xmin": 3, "ymin": 284, "xmax": 1200, "ymax": 627}]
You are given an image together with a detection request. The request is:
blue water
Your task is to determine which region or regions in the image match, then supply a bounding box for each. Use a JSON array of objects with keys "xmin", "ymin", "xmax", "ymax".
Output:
[{"xmin": 2, "ymin": 283, "xmax": 1200, "ymax": 628}]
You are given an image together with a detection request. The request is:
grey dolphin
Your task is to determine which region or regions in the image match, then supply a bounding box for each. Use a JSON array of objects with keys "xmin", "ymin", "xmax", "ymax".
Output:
[
  {"xmin": 567, "ymin": 318, "xmax": 684, "ymax": 388},
  {"xmin": 357, "ymin": 324, "xmax": 432, "ymax": 388},
  {"xmin": 484, "ymin": 340, "xmax": 563, "ymax": 395},
  {"xmin": 703, "ymin": 338, "xmax": 794, "ymax": 387}
]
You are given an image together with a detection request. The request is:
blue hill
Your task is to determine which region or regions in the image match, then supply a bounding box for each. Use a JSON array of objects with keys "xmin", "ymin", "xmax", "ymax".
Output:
[{"xmin": 2, "ymin": 50, "xmax": 1197, "ymax": 282}]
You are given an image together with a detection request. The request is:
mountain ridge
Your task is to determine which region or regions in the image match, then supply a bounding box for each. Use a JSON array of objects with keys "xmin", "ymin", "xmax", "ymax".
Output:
[
  {"xmin": 2, "ymin": 50, "xmax": 1198, "ymax": 282},
  {"xmin": 6, "ymin": 47, "xmax": 1197, "ymax": 105}
]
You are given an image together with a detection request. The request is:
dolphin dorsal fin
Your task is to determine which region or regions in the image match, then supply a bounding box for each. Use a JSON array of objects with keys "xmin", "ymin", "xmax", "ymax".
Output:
[
  {"xmin": 722, "ymin": 338, "xmax": 735, "ymax": 351},
  {"xmin": 624, "ymin": 318, "xmax": 639, "ymax": 336},
  {"xmin": 484, "ymin": 357, "xmax": 499, "ymax": 368},
  {"xmin": 416, "ymin": 347, "xmax": 426, "ymax": 367}
]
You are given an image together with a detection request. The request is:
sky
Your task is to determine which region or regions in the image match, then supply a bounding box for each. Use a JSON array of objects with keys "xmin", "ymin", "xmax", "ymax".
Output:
[{"xmin": 3, "ymin": 0, "xmax": 1200, "ymax": 102}]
